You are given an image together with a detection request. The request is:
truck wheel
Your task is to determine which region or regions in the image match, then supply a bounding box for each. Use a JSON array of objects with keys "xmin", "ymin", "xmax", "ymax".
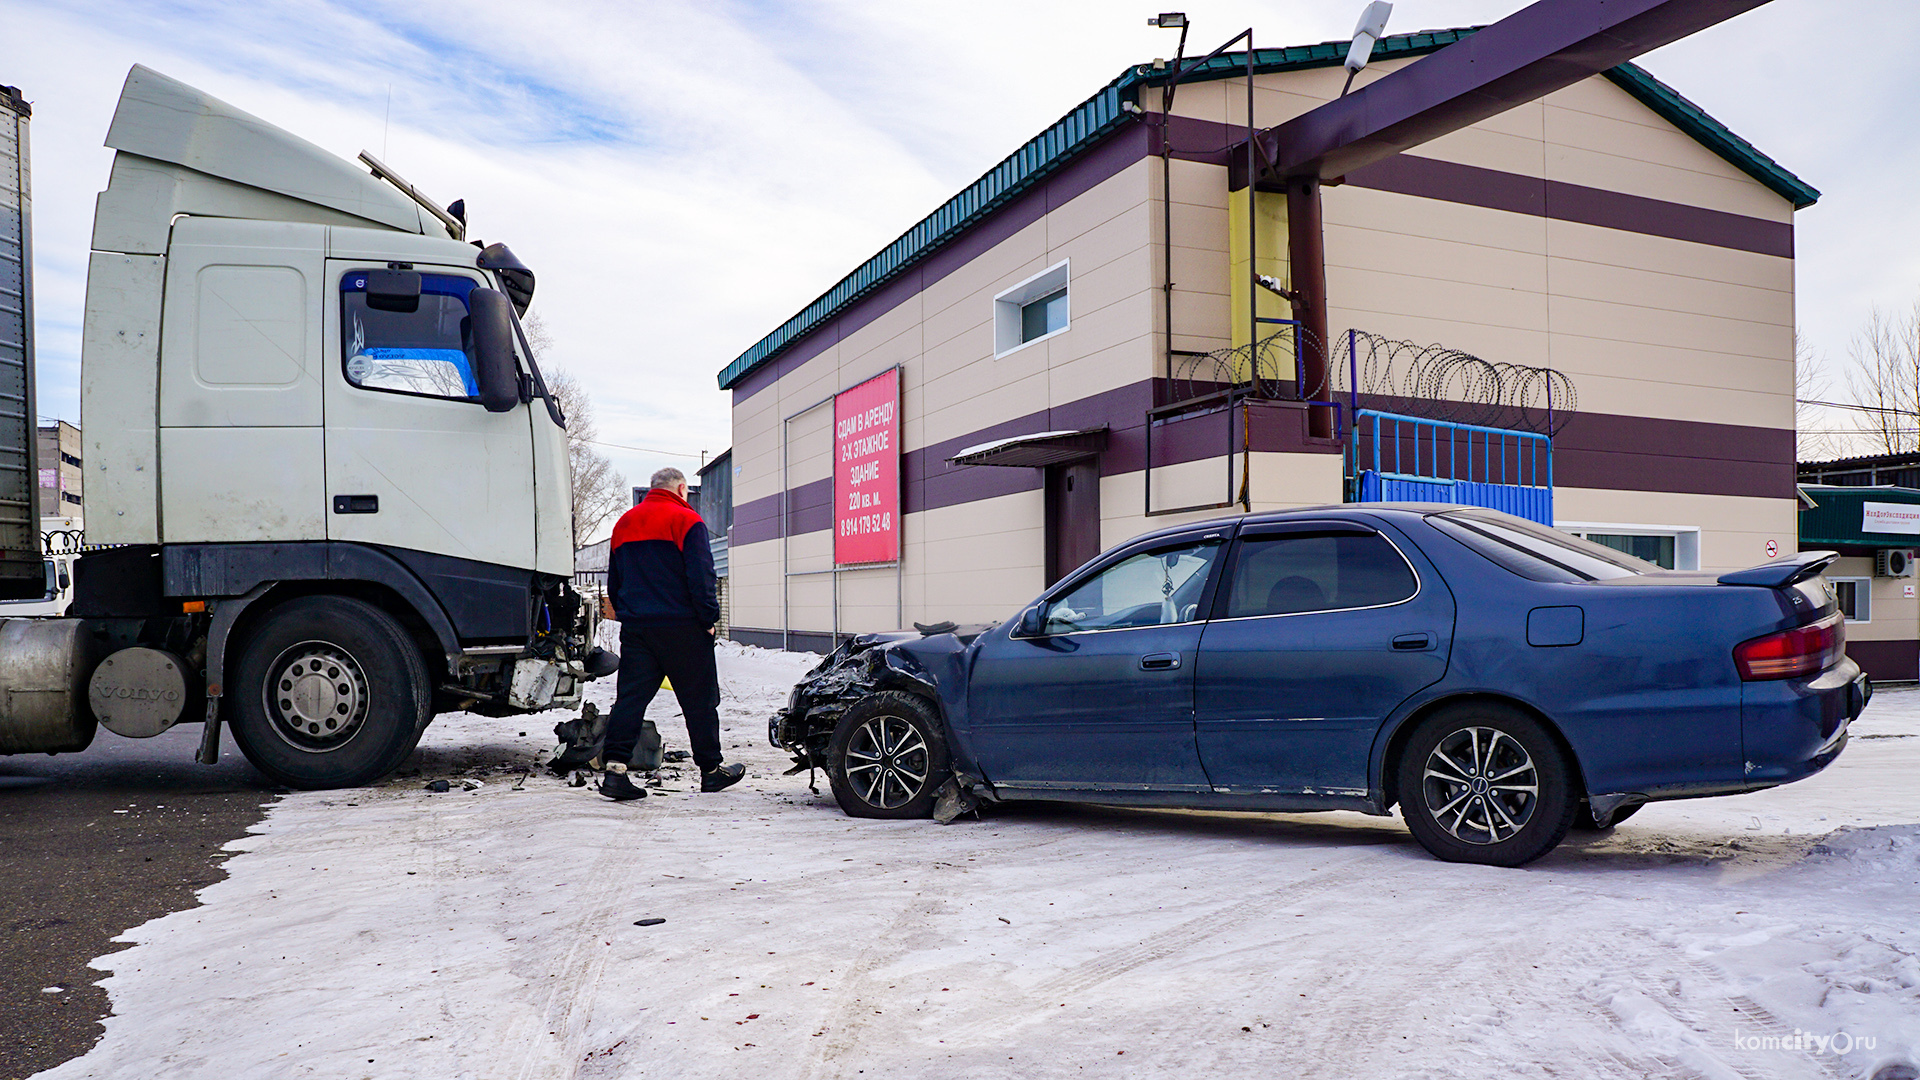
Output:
[
  {"xmin": 1395, "ymin": 703, "xmax": 1577, "ymax": 867},
  {"xmin": 826, "ymin": 691, "xmax": 950, "ymax": 819},
  {"xmin": 227, "ymin": 595, "xmax": 430, "ymax": 790}
]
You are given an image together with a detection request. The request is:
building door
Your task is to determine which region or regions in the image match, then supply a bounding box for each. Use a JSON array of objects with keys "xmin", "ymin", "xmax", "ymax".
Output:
[{"xmin": 1045, "ymin": 458, "xmax": 1102, "ymax": 586}]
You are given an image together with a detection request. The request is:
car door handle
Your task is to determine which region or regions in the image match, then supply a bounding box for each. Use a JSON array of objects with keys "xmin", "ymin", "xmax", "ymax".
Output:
[
  {"xmin": 332, "ymin": 495, "xmax": 379, "ymax": 514},
  {"xmin": 1139, "ymin": 652, "xmax": 1181, "ymax": 671},
  {"xmin": 1392, "ymin": 633, "xmax": 1433, "ymax": 651}
]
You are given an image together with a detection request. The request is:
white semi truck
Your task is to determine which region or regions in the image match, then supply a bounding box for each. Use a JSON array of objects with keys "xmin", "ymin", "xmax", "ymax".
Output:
[{"xmin": 0, "ymin": 67, "xmax": 612, "ymax": 788}]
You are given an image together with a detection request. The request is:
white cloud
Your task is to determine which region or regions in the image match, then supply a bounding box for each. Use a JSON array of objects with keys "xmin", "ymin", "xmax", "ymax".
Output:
[{"xmin": 8, "ymin": 0, "xmax": 1912, "ymax": 507}]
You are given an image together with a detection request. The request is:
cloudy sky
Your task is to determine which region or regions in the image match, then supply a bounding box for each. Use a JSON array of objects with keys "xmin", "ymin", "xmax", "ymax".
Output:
[{"xmin": 6, "ymin": 0, "xmax": 1917, "ymax": 533}]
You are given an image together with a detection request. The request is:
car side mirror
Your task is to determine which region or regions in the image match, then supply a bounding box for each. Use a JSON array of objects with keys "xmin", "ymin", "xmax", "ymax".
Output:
[
  {"xmin": 467, "ymin": 287, "xmax": 520, "ymax": 413},
  {"xmin": 364, "ymin": 269, "xmax": 421, "ymax": 313},
  {"xmin": 1017, "ymin": 604, "xmax": 1047, "ymax": 637}
]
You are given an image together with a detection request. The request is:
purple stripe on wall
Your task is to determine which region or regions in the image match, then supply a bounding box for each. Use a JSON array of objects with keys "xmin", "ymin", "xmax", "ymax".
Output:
[
  {"xmin": 1343, "ymin": 154, "xmax": 1794, "ymax": 258},
  {"xmin": 731, "ymin": 125, "xmax": 1154, "ymax": 404},
  {"xmin": 1845, "ymin": 639, "xmax": 1918, "ymax": 685},
  {"xmin": 730, "ymin": 377, "xmax": 1795, "ymax": 545}
]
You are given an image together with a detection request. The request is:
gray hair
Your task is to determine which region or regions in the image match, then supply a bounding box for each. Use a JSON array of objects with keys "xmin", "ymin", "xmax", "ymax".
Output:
[{"xmin": 649, "ymin": 467, "xmax": 687, "ymax": 489}]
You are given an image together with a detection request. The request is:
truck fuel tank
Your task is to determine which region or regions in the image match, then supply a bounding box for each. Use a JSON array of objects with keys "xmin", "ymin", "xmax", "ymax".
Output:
[
  {"xmin": 88, "ymin": 647, "xmax": 194, "ymax": 738},
  {"xmin": 0, "ymin": 618, "xmax": 102, "ymax": 754}
]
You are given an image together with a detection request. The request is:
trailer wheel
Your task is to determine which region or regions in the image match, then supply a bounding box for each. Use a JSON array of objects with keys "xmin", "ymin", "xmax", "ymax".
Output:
[{"xmin": 227, "ymin": 595, "xmax": 430, "ymax": 790}]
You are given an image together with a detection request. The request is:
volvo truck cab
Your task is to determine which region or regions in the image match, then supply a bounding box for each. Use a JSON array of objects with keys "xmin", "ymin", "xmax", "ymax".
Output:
[{"xmin": 0, "ymin": 66, "xmax": 611, "ymax": 788}]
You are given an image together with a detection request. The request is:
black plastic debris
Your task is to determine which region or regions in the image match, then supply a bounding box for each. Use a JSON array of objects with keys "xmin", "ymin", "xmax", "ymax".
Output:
[
  {"xmin": 662, "ymin": 750, "xmax": 691, "ymax": 763},
  {"xmin": 634, "ymin": 918, "xmax": 666, "ymax": 927},
  {"xmin": 423, "ymin": 779, "xmax": 450, "ymax": 793},
  {"xmin": 549, "ymin": 702, "xmax": 608, "ymax": 775}
]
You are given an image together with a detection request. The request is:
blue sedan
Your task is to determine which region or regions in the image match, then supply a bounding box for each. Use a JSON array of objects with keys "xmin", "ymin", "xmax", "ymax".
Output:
[{"xmin": 770, "ymin": 506, "xmax": 1868, "ymax": 866}]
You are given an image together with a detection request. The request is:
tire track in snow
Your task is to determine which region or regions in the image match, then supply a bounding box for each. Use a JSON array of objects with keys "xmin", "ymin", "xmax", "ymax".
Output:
[
  {"xmin": 503, "ymin": 805, "xmax": 646, "ymax": 1080},
  {"xmin": 793, "ymin": 874, "xmax": 954, "ymax": 1080},
  {"xmin": 1021, "ymin": 856, "xmax": 1371, "ymax": 1006},
  {"xmin": 1577, "ymin": 931, "xmax": 1843, "ymax": 1080}
]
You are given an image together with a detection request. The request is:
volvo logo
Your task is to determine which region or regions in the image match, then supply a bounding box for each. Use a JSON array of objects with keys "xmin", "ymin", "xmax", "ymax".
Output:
[{"xmin": 92, "ymin": 686, "xmax": 182, "ymax": 703}]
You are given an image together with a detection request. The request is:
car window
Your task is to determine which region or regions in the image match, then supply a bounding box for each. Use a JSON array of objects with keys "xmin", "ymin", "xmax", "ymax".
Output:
[
  {"xmin": 1223, "ymin": 531, "xmax": 1417, "ymax": 617},
  {"xmin": 1432, "ymin": 509, "xmax": 1651, "ymax": 583},
  {"xmin": 1042, "ymin": 539, "xmax": 1222, "ymax": 634},
  {"xmin": 341, "ymin": 271, "xmax": 482, "ymax": 400}
]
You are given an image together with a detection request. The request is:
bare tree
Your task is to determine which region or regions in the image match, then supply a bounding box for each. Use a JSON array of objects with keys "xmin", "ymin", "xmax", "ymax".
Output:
[
  {"xmin": 1794, "ymin": 334, "xmax": 1836, "ymax": 462},
  {"xmin": 521, "ymin": 311, "xmax": 628, "ymax": 542},
  {"xmin": 1844, "ymin": 297, "xmax": 1920, "ymax": 455}
]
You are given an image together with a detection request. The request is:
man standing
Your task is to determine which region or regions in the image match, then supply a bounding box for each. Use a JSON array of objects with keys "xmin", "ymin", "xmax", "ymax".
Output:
[{"xmin": 597, "ymin": 467, "xmax": 745, "ymax": 800}]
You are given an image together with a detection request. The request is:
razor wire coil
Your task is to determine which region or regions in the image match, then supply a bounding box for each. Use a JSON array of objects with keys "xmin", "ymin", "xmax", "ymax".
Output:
[{"xmin": 1171, "ymin": 328, "xmax": 1577, "ymax": 437}]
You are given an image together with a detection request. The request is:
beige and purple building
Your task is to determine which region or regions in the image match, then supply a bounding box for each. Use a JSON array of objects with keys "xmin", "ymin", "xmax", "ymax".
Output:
[{"xmin": 714, "ymin": 28, "xmax": 1815, "ymax": 652}]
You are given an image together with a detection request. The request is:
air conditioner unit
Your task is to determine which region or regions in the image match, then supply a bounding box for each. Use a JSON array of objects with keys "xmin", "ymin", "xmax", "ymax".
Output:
[{"xmin": 1876, "ymin": 549, "xmax": 1916, "ymax": 578}]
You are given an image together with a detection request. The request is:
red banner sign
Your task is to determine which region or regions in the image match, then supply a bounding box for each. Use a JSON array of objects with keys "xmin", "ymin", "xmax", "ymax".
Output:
[{"xmin": 834, "ymin": 368, "xmax": 900, "ymax": 565}]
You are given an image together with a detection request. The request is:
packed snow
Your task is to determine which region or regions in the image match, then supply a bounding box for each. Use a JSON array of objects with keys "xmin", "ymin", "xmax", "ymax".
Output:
[{"xmin": 35, "ymin": 641, "xmax": 1920, "ymax": 1079}]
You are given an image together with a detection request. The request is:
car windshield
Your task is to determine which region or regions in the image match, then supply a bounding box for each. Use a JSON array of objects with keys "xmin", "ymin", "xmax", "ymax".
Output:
[{"xmin": 1430, "ymin": 509, "xmax": 1653, "ymax": 583}]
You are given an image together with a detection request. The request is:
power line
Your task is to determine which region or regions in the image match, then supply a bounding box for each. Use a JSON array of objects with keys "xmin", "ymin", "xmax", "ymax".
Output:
[
  {"xmin": 1798, "ymin": 398, "xmax": 1919, "ymax": 417},
  {"xmin": 585, "ymin": 439, "xmax": 706, "ymax": 459}
]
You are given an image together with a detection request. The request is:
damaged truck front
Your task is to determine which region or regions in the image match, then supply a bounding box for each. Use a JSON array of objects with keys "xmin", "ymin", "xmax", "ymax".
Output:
[
  {"xmin": 0, "ymin": 68, "xmax": 612, "ymax": 789},
  {"xmin": 771, "ymin": 624, "xmax": 988, "ymax": 821}
]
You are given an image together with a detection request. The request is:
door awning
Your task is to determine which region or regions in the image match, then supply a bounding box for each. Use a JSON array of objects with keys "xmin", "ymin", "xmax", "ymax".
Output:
[{"xmin": 946, "ymin": 428, "xmax": 1108, "ymax": 468}]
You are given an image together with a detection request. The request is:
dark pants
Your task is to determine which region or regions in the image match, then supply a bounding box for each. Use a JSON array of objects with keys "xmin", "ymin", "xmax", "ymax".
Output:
[{"xmin": 604, "ymin": 623, "xmax": 723, "ymax": 772}]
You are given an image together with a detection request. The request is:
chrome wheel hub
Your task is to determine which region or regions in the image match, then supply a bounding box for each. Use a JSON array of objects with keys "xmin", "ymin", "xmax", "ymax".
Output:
[
  {"xmin": 1421, "ymin": 726, "xmax": 1538, "ymax": 845},
  {"xmin": 265, "ymin": 642, "xmax": 370, "ymax": 753},
  {"xmin": 844, "ymin": 715, "xmax": 929, "ymax": 809}
]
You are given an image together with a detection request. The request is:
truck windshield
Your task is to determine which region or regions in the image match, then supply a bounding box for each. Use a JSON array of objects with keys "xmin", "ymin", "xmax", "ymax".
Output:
[{"xmin": 341, "ymin": 272, "xmax": 481, "ymax": 400}]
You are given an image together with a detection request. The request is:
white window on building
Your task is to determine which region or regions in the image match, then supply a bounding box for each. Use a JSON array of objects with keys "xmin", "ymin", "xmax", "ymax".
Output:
[
  {"xmin": 1831, "ymin": 577, "xmax": 1871, "ymax": 623},
  {"xmin": 1557, "ymin": 522, "xmax": 1701, "ymax": 571},
  {"xmin": 994, "ymin": 259, "xmax": 1070, "ymax": 358}
]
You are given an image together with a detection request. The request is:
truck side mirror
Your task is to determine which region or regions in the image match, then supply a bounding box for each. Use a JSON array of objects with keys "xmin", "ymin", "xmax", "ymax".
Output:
[
  {"xmin": 364, "ymin": 269, "xmax": 421, "ymax": 313},
  {"xmin": 467, "ymin": 287, "xmax": 520, "ymax": 413}
]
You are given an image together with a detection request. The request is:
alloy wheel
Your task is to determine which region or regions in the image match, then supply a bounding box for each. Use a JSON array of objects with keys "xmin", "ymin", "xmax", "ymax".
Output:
[
  {"xmin": 1420, "ymin": 726, "xmax": 1539, "ymax": 845},
  {"xmin": 843, "ymin": 714, "xmax": 929, "ymax": 810}
]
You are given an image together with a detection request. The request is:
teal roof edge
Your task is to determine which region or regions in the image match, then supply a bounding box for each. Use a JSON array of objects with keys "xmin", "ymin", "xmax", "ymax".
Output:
[
  {"xmin": 1600, "ymin": 63, "xmax": 1819, "ymax": 210},
  {"xmin": 718, "ymin": 27, "xmax": 1815, "ymax": 391}
]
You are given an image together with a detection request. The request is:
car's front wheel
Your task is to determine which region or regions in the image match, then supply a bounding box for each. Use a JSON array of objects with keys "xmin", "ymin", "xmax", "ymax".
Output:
[
  {"xmin": 1396, "ymin": 703, "xmax": 1576, "ymax": 867},
  {"xmin": 826, "ymin": 691, "xmax": 951, "ymax": 819}
]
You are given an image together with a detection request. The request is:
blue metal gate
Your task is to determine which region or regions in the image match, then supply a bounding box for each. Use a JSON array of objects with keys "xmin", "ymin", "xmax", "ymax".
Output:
[{"xmin": 1349, "ymin": 410, "xmax": 1553, "ymax": 524}]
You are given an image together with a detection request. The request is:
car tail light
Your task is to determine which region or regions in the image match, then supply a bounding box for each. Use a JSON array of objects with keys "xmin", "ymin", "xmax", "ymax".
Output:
[{"xmin": 1733, "ymin": 613, "xmax": 1843, "ymax": 681}]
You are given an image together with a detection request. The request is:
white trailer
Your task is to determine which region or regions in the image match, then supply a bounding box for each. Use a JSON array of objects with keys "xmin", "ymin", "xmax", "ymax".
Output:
[{"xmin": 0, "ymin": 68, "xmax": 613, "ymax": 788}]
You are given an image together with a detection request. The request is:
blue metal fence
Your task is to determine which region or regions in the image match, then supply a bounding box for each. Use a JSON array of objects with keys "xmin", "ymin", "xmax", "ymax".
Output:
[{"xmin": 1350, "ymin": 410, "xmax": 1554, "ymax": 524}]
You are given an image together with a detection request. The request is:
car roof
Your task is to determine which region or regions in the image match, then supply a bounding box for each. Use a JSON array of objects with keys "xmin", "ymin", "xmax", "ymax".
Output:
[{"xmin": 1123, "ymin": 503, "xmax": 1463, "ymax": 548}]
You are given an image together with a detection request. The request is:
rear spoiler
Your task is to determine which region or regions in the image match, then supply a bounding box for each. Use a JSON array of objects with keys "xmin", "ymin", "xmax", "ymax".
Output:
[{"xmin": 1716, "ymin": 550, "xmax": 1838, "ymax": 588}]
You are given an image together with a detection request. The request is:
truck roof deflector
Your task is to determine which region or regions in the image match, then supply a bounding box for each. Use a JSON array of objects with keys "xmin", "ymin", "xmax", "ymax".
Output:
[{"xmin": 357, "ymin": 151, "xmax": 466, "ymax": 242}]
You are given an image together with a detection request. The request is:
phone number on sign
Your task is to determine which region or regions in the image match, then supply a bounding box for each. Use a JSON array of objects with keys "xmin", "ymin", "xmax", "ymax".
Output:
[{"xmin": 839, "ymin": 512, "xmax": 892, "ymax": 537}]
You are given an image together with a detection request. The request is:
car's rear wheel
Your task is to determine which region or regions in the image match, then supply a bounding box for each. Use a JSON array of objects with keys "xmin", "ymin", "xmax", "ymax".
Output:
[
  {"xmin": 227, "ymin": 595, "xmax": 430, "ymax": 790},
  {"xmin": 826, "ymin": 691, "xmax": 950, "ymax": 819},
  {"xmin": 1396, "ymin": 703, "xmax": 1576, "ymax": 867}
]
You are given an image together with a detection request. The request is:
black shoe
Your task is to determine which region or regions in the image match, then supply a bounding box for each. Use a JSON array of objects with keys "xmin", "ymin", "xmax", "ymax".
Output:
[
  {"xmin": 700, "ymin": 763, "xmax": 745, "ymax": 793},
  {"xmin": 598, "ymin": 769, "xmax": 648, "ymax": 801}
]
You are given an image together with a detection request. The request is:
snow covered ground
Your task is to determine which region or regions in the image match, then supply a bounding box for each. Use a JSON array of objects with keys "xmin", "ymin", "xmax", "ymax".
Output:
[{"xmin": 36, "ymin": 642, "xmax": 1920, "ymax": 1080}]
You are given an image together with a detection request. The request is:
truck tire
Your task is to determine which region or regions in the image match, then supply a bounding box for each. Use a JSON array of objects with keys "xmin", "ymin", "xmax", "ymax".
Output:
[{"xmin": 227, "ymin": 595, "xmax": 431, "ymax": 790}]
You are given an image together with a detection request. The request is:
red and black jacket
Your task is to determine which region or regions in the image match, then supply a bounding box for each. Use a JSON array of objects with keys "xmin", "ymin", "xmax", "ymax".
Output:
[{"xmin": 607, "ymin": 488, "xmax": 719, "ymax": 627}]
